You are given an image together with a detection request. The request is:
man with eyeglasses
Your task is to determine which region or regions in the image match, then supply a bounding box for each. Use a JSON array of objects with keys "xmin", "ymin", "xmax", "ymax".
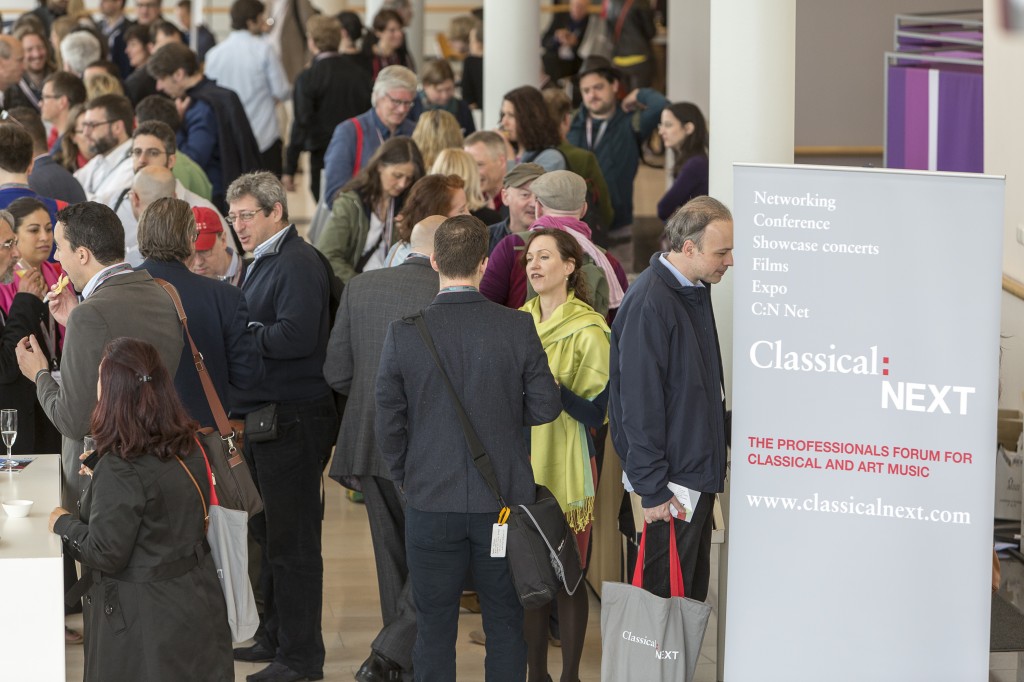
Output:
[
  {"xmin": 322, "ymin": 64, "xmax": 417, "ymax": 208},
  {"xmin": 112, "ymin": 120, "xmax": 230, "ymax": 265},
  {"xmin": 226, "ymin": 171, "xmax": 338, "ymax": 682},
  {"xmin": 40, "ymin": 72, "xmax": 87, "ymax": 155},
  {"xmin": 204, "ymin": 0, "xmax": 291, "ymax": 177},
  {"xmin": 73, "ymin": 94, "xmax": 136, "ymax": 208}
]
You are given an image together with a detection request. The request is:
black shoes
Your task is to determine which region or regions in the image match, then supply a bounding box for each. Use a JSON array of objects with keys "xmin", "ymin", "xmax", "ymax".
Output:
[
  {"xmin": 354, "ymin": 651, "xmax": 404, "ymax": 682},
  {"xmin": 233, "ymin": 642, "xmax": 276, "ymax": 663},
  {"xmin": 246, "ymin": 661, "xmax": 324, "ymax": 682}
]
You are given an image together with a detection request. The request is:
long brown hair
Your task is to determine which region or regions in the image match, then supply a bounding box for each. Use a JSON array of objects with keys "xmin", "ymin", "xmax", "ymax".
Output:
[
  {"xmin": 341, "ymin": 136, "xmax": 424, "ymax": 208},
  {"xmin": 522, "ymin": 228, "xmax": 591, "ymax": 306},
  {"xmin": 90, "ymin": 337, "xmax": 198, "ymax": 462},
  {"xmin": 664, "ymin": 102, "xmax": 708, "ymax": 178}
]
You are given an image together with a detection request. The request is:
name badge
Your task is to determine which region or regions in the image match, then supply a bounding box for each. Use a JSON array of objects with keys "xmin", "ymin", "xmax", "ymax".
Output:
[{"xmin": 490, "ymin": 523, "xmax": 508, "ymax": 558}]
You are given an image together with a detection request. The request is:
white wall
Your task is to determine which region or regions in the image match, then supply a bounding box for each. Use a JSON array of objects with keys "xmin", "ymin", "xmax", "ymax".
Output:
[{"xmin": 985, "ymin": 0, "xmax": 1024, "ymax": 413}]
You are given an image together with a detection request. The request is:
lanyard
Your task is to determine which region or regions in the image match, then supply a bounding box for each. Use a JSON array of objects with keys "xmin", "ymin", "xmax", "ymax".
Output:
[
  {"xmin": 39, "ymin": 313, "xmax": 58, "ymax": 371},
  {"xmin": 88, "ymin": 151, "xmax": 130, "ymax": 196},
  {"xmin": 585, "ymin": 117, "xmax": 608, "ymax": 151}
]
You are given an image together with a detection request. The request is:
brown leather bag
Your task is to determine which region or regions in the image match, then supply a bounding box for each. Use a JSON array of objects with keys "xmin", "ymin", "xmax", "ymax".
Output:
[{"xmin": 156, "ymin": 279, "xmax": 263, "ymax": 517}]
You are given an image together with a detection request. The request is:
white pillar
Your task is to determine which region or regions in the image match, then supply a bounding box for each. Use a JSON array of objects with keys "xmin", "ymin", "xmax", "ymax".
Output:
[
  {"xmin": 708, "ymin": 3, "xmax": 795, "ymax": 681},
  {"xmin": 666, "ymin": 0, "xmax": 710, "ymax": 113},
  {"xmin": 407, "ymin": 0, "xmax": 425, "ymax": 71},
  {"xmin": 482, "ymin": 0, "xmax": 540, "ymax": 134},
  {"xmin": 364, "ymin": 0, "xmax": 384, "ymax": 24}
]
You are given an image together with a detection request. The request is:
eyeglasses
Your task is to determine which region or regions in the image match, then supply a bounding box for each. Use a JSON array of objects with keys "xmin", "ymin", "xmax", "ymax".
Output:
[
  {"xmin": 0, "ymin": 238, "xmax": 19, "ymax": 251},
  {"xmin": 80, "ymin": 120, "xmax": 114, "ymax": 131},
  {"xmin": 225, "ymin": 208, "xmax": 267, "ymax": 227},
  {"xmin": 131, "ymin": 147, "xmax": 167, "ymax": 159},
  {"xmin": 385, "ymin": 93, "xmax": 415, "ymax": 109}
]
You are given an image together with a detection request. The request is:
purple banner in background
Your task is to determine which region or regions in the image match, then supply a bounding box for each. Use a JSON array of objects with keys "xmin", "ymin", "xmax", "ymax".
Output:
[
  {"xmin": 903, "ymin": 68, "xmax": 930, "ymax": 170},
  {"xmin": 938, "ymin": 70, "xmax": 984, "ymax": 172}
]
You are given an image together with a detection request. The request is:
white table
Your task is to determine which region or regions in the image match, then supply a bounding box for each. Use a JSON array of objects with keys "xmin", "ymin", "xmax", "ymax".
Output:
[{"xmin": 0, "ymin": 454, "xmax": 65, "ymax": 681}]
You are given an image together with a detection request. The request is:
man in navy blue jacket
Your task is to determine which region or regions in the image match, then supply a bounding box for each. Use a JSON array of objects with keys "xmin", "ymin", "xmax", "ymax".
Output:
[
  {"xmin": 135, "ymin": 197, "xmax": 263, "ymax": 426},
  {"xmin": 609, "ymin": 195, "xmax": 733, "ymax": 603},
  {"xmin": 227, "ymin": 171, "xmax": 338, "ymax": 682},
  {"xmin": 375, "ymin": 215, "xmax": 561, "ymax": 681}
]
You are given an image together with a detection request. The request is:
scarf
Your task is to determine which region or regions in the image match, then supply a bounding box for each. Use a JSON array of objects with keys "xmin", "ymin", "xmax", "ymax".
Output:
[
  {"xmin": 522, "ymin": 293, "xmax": 610, "ymax": 532},
  {"xmin": 529, "ymin": 215, "xmax": 625, "ymax": 308}
]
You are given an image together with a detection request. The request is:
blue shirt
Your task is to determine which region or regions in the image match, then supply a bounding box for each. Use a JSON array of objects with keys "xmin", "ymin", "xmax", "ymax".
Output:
[
  {"xmin": 203, "ymin": 30, "xmax": 291, "ymax": 153},
  {"xmin": 658, "ymin": 252, "xmax": 702, "ymax": 288}
]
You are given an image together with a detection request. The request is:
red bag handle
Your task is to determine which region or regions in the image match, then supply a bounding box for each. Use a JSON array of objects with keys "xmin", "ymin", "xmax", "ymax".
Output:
[
  {"xmin": 631, "ymin": 517, "xmax": 685, "ymax": 598},
  {"xmin": 193, "ymin": 436, "xmax": 220, "ymax": 508}
]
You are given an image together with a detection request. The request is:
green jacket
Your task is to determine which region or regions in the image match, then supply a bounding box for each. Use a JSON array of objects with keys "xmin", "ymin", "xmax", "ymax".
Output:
[
  {"xmin": 316, "ymin": 190, "xmax": 370, "ymax": 283},
  {"xmin": 173, "ymin": 152, "xmax": 213, "ymax": 201}
]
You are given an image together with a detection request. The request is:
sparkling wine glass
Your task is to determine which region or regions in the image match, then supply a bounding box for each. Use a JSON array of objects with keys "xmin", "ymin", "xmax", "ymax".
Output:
[{"xmin": 1, "ymin": 410, "xmax": 16, "ymax": 470}]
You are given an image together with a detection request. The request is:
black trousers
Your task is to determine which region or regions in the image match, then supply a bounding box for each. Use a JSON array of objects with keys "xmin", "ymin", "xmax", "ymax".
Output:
[
  {"xmin": 259, "ymin": 139, "xmax": 284, "ymax": 178},
  {"xmin": 641, "ymin": 492, "xmax": 715, "ymax": 602},
  {"xmin": 361, "ymin": 475, "xmax": 417, "ymax": 670},
  {"xmin": 245, "ymin": 395, "xmax": 338, "ymax": 676}
]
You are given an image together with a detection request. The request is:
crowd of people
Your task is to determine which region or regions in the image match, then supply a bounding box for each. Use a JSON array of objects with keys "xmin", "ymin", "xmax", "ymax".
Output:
[{"xmin": 0, "ymin": 1, "xmax": 727, "ymax": 681}]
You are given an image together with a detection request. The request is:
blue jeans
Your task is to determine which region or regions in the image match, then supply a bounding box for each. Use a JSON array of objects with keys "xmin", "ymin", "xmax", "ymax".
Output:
[
  {"xmin": 406, "ymin": 507, "xmax": 526, "ymax": 682},
  {"xmin": 245, "ymin": 394, "xmax": 338, "ymax": 676}
]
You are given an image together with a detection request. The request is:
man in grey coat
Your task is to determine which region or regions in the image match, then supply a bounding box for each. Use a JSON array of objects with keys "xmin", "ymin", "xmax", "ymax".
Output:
[
  {"xmin": 324, "ymin": 215, "xmax": 443, "ymax": 682},
  {"xmin": 375, "ymin": 215, "xmax": 562, "ymax": 681},
  {"xmin": 15, "ymin": 201, "xmax": 183, "ymax": 512}
]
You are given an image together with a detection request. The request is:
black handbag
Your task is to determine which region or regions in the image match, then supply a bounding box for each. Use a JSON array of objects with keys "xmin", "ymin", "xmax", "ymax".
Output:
[{"xmin": 410, "ymin": 313, "xmax": 583, "ymax": 609}]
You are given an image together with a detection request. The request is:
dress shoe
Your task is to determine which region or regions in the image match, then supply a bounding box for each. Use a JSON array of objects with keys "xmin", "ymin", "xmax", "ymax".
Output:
[
  {"xmin": 246, "ymin": 661, "xmax": 324, "ymax": 682},
  {"xmin": 354, "ymin": 651, "xmax": 403, "ymax": 682},
  {"xmin": 234, "ymin": 642, "xmax": 276, "ymax": 662}
]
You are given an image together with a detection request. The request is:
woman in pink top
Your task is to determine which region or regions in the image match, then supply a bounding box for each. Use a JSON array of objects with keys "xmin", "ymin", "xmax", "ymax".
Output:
[{"xmin": 0, "ymin": 197, "xmax": 66, "ymax": 352}]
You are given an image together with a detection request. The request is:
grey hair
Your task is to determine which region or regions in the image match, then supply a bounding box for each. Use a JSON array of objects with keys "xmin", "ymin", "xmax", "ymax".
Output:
[
  {"xmin": 60, "ymin": 32, "xmax": 102, "ymax": 76},
  {"xmin": 371, "ymin": 65, "xmax": 417, "ymax": 107},
  {"xmin": 0, "ymin": 209, "xmax": 14, "ymax": 232},
  {"xmin": 664, "ymin": 196, "xmax": 733, "ymax": 252},
  {"xmin": 226, "ymin": 171, "xmax": 289, "ymax": 222}
]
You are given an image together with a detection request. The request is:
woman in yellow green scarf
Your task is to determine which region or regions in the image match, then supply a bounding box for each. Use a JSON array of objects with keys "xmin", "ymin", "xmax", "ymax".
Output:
[{"xmin": 520, "ymin": 228, "xmax": 610, "ymax": 682}]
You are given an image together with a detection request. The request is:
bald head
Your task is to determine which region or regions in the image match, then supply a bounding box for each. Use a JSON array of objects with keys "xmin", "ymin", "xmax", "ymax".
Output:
[
  {"xmin": 409, "ymin": 214, "xmax": 445, "ymax": 256},
  {"xmin": 130, "ymin": 166, "xmax": 176, "ymax": 218}
]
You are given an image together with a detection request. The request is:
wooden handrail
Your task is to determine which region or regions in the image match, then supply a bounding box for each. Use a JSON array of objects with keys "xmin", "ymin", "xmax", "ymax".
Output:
[
  {"xmin": 1004, "ymin": 274, "xmax": 1024, "ymax": 302},
  {"xmin": 795, "ymin": 146, "xmax": 884, "ymax": 157}
]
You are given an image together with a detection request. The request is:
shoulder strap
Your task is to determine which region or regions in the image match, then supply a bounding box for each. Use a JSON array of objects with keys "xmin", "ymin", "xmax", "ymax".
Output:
[
  {"xmin": 154, "ymin": 278, "xmax": 243, "ymax": 466},
  {"xmin": 408, "ymin": 312, "xmax": 507, "ymax": 508},
  {"xmin": 614, "ymin": 0, "xmax": 636, "ymax": 42},
  {"xmin": 353, "ymin": 118, "xmax": 364, "ymax": 175},
  {"xmin": 176, "ymin": 456, "xmax": 209, "ymax": 533}
]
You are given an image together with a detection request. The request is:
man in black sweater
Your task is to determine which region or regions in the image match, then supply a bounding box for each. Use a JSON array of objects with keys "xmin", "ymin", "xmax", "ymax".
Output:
[{"xmin": 227, "ymin": 171, "xmax": 338, "ymax": 682}]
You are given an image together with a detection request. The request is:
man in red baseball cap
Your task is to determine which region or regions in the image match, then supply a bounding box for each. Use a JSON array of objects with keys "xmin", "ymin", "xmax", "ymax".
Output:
[{"xmin": 190, "ymin": 205, "xmax": 248, "ymax": 286}]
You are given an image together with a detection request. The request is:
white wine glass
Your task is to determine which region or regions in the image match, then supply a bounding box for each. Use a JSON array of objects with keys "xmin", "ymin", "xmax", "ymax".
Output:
[{"xmin": 1, "ymin": 410, "xmax": 16, "ymax": 470}]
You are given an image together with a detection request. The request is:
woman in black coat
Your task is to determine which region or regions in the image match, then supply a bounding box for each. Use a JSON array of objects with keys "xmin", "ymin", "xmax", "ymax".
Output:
[{"xmin": 49, "ymin": 337, "xmax": 233, "ymax": 682}]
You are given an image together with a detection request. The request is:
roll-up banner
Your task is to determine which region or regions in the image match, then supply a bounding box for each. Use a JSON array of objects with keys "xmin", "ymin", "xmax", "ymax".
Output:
[{"xmin": 725, "ymin": 164, "xmax": 1004, "ymax": 681}]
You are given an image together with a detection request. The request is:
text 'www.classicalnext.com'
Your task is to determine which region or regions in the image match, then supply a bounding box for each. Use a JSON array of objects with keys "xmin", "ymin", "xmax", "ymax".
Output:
[{"xmin": 746, "ymin": 493, "xmax": 971, "ymax": 525}]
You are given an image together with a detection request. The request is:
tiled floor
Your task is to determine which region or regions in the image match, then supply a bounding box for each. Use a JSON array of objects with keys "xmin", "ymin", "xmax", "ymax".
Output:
[
  {"xmin": 62, "ymin": 477, "xmax": 722, "ymax": 681},
  {"xmin": 61, "ymin": 164, "xmax": 1024, "ymax": 680}
]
